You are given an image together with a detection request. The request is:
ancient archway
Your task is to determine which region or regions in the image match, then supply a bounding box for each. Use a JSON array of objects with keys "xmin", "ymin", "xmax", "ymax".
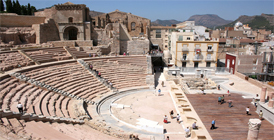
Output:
[{"xmin": 63, "ymin": 26, "xmax": 78, "ymax": 40}]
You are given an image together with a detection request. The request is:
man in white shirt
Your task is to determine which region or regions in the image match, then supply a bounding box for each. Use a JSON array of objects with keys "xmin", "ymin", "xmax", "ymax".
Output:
[
  {"xmin": 185, "ymin": 127, "xmax": 191, "ymax": 137},
  {"xmin": 17, "ymin": 102, "xmax": 23, "ymax": 114},
  {"xmin": 176, "ymin": 114, "xmax": 180, "ymax": 124}
]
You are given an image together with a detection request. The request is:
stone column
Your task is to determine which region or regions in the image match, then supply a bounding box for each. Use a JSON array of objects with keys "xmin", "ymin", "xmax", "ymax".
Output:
[
  {"xmin": 247, "ymin": 119, "xmax": 262, "ymax": 140},
  {"xmin": 269, "ymin": 93, "xmax": 273, "ymax": 100},
  {"xmin": 260, "ymin": 87, "xmax": 267, "ymax": 103},
  {"xmin": 268, "ymin": 99, "xmax": 274, "ymax": 108}
]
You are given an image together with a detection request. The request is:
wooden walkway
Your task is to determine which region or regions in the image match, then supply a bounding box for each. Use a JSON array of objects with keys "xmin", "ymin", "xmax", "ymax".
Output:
[{"xmin": 186, "ymin": 93, "xmax": 274, "ymax": 140}]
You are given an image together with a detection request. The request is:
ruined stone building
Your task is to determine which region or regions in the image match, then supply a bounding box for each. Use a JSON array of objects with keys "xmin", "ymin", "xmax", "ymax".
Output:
[{"xmin": 0, "ymin": 2, "xmax": 150, "ymax": 55}]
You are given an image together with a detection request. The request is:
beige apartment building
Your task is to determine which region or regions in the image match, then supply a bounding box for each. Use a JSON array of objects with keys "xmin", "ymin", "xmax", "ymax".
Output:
[
  {"xmin": 150, "ymin": 26, "xmax": 176, "ymax": 51},
  {"xmin": 170, "ymin": 32, "xmax": 219, "ymax": 67}
]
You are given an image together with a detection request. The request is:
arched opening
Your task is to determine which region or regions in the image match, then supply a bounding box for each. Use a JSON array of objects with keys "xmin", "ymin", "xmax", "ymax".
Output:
[
  {"xmin": 64, "ymin": 26, "xmax": 78, "ymax": 40},
  {"xmin": 131, "ymin": 22, "xmax": 135, "ymax": 31}
]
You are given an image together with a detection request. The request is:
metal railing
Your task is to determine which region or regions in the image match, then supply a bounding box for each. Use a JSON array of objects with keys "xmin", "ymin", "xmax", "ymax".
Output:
[{"xmin": 180, "ymin": 67, "xmax": 229, "ymax": 73}]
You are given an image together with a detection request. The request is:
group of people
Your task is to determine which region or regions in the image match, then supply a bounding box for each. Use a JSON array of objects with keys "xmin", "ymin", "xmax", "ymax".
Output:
[
  {"xmin": 129, "ymin": 134, "xmax": 139, "ymax": 140},
  {"xmin": 164, "ymin": 110, "xmax": 181, "ymax": 124},
  {"xmin": 218, "ymin": 95, "xmax": 226, "ymax": 105},
  {"xmin": 89, "ymin": 63, "xmax": 112, "ymax": 89}
]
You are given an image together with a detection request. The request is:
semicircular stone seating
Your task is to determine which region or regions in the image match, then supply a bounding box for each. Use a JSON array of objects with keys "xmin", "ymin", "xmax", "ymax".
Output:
[{"xmin": 85, "ymin": 56, "xmax": 148, "ymax": 90}]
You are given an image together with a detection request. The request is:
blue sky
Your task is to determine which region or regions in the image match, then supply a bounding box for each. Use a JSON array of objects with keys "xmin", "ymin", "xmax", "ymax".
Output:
[{"xmin": 16, "ymin": 0, "xmax": 274, "ymax": 21}]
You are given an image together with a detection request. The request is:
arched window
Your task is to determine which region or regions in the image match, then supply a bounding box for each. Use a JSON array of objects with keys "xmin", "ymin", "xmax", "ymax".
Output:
[
  {"xmin": 68, "ymin": 17, "xmax": 73, "ymax": 23},
  {"xmin": 131, "ymin": 22, "xmax": 136, "ymax": 31}
]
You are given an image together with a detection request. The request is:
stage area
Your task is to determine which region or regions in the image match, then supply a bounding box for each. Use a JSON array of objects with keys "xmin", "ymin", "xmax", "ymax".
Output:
[{"xmin": 110, "ymin": 86, "xmax": 187, "ymax": 139}]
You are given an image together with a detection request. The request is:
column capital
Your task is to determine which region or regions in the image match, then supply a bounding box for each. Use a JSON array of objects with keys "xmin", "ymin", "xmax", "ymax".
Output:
[{"xmin": 248, "ymin": 119, "xmax": 262, "ymax": 130}]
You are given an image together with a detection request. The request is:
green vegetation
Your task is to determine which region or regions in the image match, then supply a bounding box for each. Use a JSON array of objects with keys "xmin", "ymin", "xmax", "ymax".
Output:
[
  {"xmin": 2, "ymin": 0, "xmax": 36, "ymax": 15},
  {"xmin": 216, "ymin": 15, "xmax": 274, "ymax": 32}
]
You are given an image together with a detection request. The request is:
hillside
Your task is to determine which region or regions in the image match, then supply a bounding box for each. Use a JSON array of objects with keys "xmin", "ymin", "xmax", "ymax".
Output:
[
  {"xmin": 216, "ymin": 13, "xmax": 274, "ymax": 32},
  {"xmin": 151, "ymin": 19, "xmax": 182, "ymax": 26},
  {"xmin": 187, "ymin": 14, "xmax": 232, "ymax": 28}
]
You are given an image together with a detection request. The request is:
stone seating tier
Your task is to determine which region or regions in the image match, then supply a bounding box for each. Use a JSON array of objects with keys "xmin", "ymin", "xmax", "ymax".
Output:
[{"xmin": 0, "ymin": 52, "xmax": 33, "ymax": 71}]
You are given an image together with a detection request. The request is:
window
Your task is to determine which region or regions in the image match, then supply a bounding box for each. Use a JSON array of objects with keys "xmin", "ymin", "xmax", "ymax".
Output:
[
  {"xmin": 183, "ymin": 54, "xmax": 187, "ymax": 60},
  {"xmin": 156, "ymin": 34, "xmax": 161, "ymax": 38},
  {"xmin": 182, "ymin": 62, "xmax": 186, "ymax": 67},
  {"xmin": 238, "ymin": 60, "xmax": 240, "ymax": 65},
  {"xmin": 208, "ymin": 45, "xmax": 212, "ymax": 51},
  {"xmin": 156, "ymin": 29, "xmax": 161, "ymax": 33},
  {"xmin": 165, "ymin": 45, "xmax": 167, "ymax": 48},
  {"xmin": 227, "ymin": 59, "xmax": 230, "ymax": 68},
  {"xmin": 232, "ymin": 60, "xmax": 235, "ymax": 65},
  {"xmin": 206, "ymin": 62, "xmax": 211, "ymax": 67},
  {"xmin": 253, "ymin": 58, "xmax": 258, "ymax": 65},
  {"xmin": 194, "ymin": 62, "xmax": 199, "ymax": 68},
  {"xmin": 253, "ymin": 67, "xmax": 257, "ymax": 70},
  {"xmin": 68, "ymin": 17, "xmax": 73, "ymax": 23},
  {"xmin": 178, "ymin": 36, "xmax": 183, "ymax": 41},
  {"xmin": 131, "ymin": 22, "xmax": 136, "ymax": 31},
  {"xmin": 187, "ymin": 37, "xmax": 191, "ymax": 40}
]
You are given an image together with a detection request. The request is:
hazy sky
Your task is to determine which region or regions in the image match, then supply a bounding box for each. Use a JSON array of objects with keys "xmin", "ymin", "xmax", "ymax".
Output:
[{"xmin": 16, "ymin": 0, "xmax": 274, "ymax": 21}]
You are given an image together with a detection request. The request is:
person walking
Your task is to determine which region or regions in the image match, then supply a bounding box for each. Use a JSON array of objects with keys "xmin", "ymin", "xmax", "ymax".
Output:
[
  {"xmin": 218, "ymin": 96, "xmax": 222, "ymax": 105},
  {"xmin": 259, "ymin": 110, "xmax": 263, "ymax": 120},
  {"xmin": 246, "ymin": 107, "xmax": 250, "ymax": 115},
  {"xmin": 210, "ymin": 119, "xmax": 216, "ymax": 130},
  {"xmin": 227, "ymin": 90, "xmax": 230, "ymax": 96},
  {"xmin": 228, "ymin": 99, "xmax": 233, "ymax": 108},
  {"xmin": 176, "ymin": 114, "xmax": 180, "ymax": 124},
  {"xmin": 163, "ymin": 115, "xmax": 168, "ymax": 123},
  {"xmin": 17, "ymin": 102, "xmax": 23, "ymax": 114},
  {"xmin": 98, "ymin": 72, "xmax": 101, "ymax": 78},
  {"xmin": 170, "ymin": 110, "xmax": 174, "ymax": 119},
  {"xmin": 158, "ymin": 89, "xmax": 161, "ymax": 96}
]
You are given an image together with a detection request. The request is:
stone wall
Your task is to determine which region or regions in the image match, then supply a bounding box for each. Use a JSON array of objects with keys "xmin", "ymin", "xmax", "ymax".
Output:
[
  {"xmin": 111, "ymin": 23, "xmax": 120, "ymax": 54},
  {"xmin": 75, "ymin": 40, "xmax": 93, "ymax": 47},
  {"xmin": 33, "ymin": 19, "xmax": 60, "ymax": 44},
  {"xmin": 126, "ymin": 39, "xmax": 149, "ymax": 55},
  {"xmin": 0, "ymin": 27, "xmax": 36, "ymax": 45},
  {"xmin": 0, "ymin": 14, "xmax": 46, "ymax": 27},
  {"xmin": 235, "ymin": 71, "xmax": 274, "ymax": 93},
  {"xmin": 49, "ymin": 41, "xmax": 76, "ymax": 47},
  {"xmin": 93, "ymin": 10, "xmax": 150, "ymax": 37},
  {"xmin": 49, "ymin": 40, "xmax": 93, "ymax": 48},
  {"xmin": 150, "ymin": 38, "xmax": 163, "ymax": 49}
]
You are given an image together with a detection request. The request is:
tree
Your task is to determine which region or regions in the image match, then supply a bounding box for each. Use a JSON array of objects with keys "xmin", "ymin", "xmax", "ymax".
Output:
[
  {"xmin": 15, "ymin": 0, "xmax": 21, "ymax": 14},
  {"xmin": 27, "ymin": 3, "xmax": 31, "ymax": 15},
  {"xmin": 30, "ymin": 6, "xmax": 36, "ymax": 15},
  {"xmin": 5, "ymin": 0, "xmax": 12, "ymax": 13},
  {"xmin": 21, "ymin": 5, "xmax": 26, "ymax": 15},
  {"xmin": 12, "ymin": 0, "xmax": 16, "ymax": 13},
  {"xmin": 0, "ymin": 0, "xmax": 4, "ymax": 12}
]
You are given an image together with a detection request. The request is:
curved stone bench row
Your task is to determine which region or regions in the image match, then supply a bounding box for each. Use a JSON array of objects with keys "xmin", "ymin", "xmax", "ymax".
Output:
[
  {"xmin": 0, "ymin": 109, "xmax": 84, "ymax": 124},
  {"xmin": 9, "ymin": 72, "xmax": 94, "ymax": 104}
]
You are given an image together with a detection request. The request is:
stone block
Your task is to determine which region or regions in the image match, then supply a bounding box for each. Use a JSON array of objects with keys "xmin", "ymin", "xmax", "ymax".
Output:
[{"xmin": 268, "ymin": 99, "xmax": 274, "ymax": 108}]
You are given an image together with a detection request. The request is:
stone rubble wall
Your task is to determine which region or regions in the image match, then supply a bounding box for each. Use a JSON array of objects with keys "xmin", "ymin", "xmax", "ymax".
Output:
[{"xmin": 33, "ymin": 19, "xmax": 60, "ymax": 44}]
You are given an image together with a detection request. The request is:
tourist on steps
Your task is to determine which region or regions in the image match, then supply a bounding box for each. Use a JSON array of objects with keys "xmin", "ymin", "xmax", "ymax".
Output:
[{"xmin": 17, "ymin": 102, "xmax": 23, "ymax": 114}]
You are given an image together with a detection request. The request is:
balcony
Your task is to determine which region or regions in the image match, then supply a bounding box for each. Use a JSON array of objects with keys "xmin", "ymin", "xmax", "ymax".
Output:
[
  {"xmin": 193, "ymin": 58, "xmax": 202, "ymax": 62},
  {"xmin": 205, "ymin": 58, "xmax": 215, "ymax": 62},
  {"xmin": 181, "ymin": 58, "xmax": 189, "ymax": 62},
  {"xmin": 207, "ymin": 49, "xmax": 213, "ymax": 52},
  {"xmin": 193, "ymin": 55, "xmax": 202, "ymax": 61}
]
